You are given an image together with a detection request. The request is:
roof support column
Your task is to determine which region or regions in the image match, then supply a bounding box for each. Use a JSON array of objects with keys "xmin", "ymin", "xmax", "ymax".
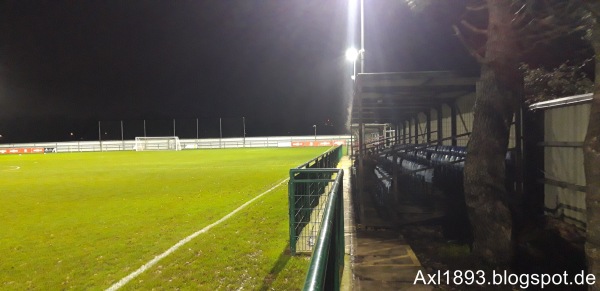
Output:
[
  {"xmin": 395, "ymin": 123, "xmax": 399, "ymax": 146},
  {"xmin": 402, "ymin": 120, "xmax": 410, "ymax": 144},
  {"xmin": 450, "ymin": 102, "xmax": 457, "ymax": 146},
  {"xmin": 414, "ymin": 116, "xmax": 419, "ymax": 144},
  {"xmin": 408, "ymin": 119, "xmax": 412, "ymax": 145},
  {"xmin": 357, "ymin": 77, "xmax": 365, "ymax": 224},
  {"xmin": 392, "ymin": 150, "xmax": 399, "ymax": 203},
  {"xmin": 426, "ymin": 110, "xmax": 431, "ymax": 144},
  {"xmin": 515, "ymin": 105, "xmax": 524, "ymax": 198},
  {"xmin": 437, "ymin": 105, "xmax": 443, "ymax": 145}
]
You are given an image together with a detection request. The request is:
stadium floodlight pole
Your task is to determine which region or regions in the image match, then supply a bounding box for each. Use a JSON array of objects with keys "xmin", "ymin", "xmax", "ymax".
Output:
[
  {"xmin": 360, "ymin": 0, "xmax": 364, "ymax": 74},
  {"xmin": 359, "ymin": 0, "xmax": 366, "ymax": 225},
  {"xmin": 121, "ymin": 120, "xmax": 124, "ymax": 150},
  {"xmin": 219, "ymin": 118, "xmax": 222, "ymax": 149},
  {"xmin": 243, "ymin": 117, "xmax": 246, "ymax": 148},
  {"xmin": 313, "ymin": 124, "xmax": 317, "ymax": 141},
  {"xmin": 345, "ymin": 48, "xmax": 364, "ymax": 81},
  {"xmin": 98, "ymin": 121, "xmax": 103, "ymax": 152},
  {"xmin": 346, "ymin": 48, "xmax": 356, "ymax": 158},
  {"xmin": 173, "ymin": 119, "xmax": 176, "ymax": 137},
  {"xmin": 346, "ymin": 48, "xmax": 357, "ymax": 80},
  {"xmin": 359, "ymin": 0, "xmax": 365, "ymax": 161},
  {"xmin": 143, "ymin": 120, "xmax": 147, "ymax": 137},
  {"xmin": 346, "ymin": 47, "xmax": 363, "ymax": 157},
  {"xmin": 346, "ymin": 0, "xmax": 367, "ymax": 230}
]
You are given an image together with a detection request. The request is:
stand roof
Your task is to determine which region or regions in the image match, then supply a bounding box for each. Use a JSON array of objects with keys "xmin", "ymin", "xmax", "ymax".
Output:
[{"xmin": 352, "ymin": 71, "xmax": 478, "ymax": 124}]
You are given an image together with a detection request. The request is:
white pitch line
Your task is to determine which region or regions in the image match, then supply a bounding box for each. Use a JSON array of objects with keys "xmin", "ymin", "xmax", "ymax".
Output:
[{"xmin": 106, "ymin": 178, "xmax": 289, "ymax": 291}]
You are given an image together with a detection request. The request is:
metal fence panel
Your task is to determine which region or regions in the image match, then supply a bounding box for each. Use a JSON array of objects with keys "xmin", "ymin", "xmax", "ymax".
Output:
[
  {"xmin": 298, "ymin": 169, "xmax": 344, "ymax": 291},
  {"xmin": 287, "ymin": 145, "xmax": 344, "ymax": 290},
  {"xmin": 288, "ymin": 145, "xmax": 342, "ymax": 254}
]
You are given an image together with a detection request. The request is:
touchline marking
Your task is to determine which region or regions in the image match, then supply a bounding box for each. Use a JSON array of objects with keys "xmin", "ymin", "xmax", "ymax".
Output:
[{"xmin": 106, "ymin": 178, "xmax": 289, "ymax": 291}]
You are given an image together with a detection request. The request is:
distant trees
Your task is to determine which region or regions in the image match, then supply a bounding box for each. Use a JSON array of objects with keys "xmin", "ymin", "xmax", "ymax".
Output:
[{"xmin": 522, "ymin": 60, "xmax": 593, "ymax": 104}]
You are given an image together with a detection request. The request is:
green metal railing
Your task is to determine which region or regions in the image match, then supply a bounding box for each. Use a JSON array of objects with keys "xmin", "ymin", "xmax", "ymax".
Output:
[
  {"xmin": 295, "ymin": 145, "xmax": 343, "ymax": 170},
  {"xmin": 289, "ymin": 146, "xmax": 343, "ymax": 254},
  {"xmin": 288, "ymin": 145, "xmax": 345, "ymax": 290},
  {"xmin": 288, "ymin": 169, "xmax": 343, "ymax": 253},
  {"xmin": 301, "ymin": 169, "xmax": 344, "ymax": 291}
]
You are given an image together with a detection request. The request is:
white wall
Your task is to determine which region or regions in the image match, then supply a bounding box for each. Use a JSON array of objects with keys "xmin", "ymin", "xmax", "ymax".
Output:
[
  {"xmin": 0, "ymin": 135, "xmax": 351, "ymax": 153},
  {"xmin": 542, "ymin": 100, "xmax": 590, "ymax": 228}
]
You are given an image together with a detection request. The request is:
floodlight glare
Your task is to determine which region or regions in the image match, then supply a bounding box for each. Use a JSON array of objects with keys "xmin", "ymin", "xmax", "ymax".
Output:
[{"xmin": 346, "ymin": 48, "xmax": 359, "ymax": 62}]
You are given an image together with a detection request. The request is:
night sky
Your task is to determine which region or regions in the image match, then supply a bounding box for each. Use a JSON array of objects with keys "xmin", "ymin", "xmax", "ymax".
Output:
[{"xmin": 0, "ymin": 0, "xmax": 477, "ymax": 143}]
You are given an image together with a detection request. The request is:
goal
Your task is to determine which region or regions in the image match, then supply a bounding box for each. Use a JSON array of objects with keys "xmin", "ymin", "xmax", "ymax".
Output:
[{"xmin": 134, "ymin": 136, "xmax": 182, "ymax": 151}]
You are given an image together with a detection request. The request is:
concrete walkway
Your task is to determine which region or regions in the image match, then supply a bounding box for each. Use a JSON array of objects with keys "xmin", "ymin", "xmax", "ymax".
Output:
[
  {"xmin": 338, "ymin": 157, "xmax": 355, "ymax": 290},
  {"xmin": 337, "ymin": 156, "xmax": 432, "ymax": 290}
]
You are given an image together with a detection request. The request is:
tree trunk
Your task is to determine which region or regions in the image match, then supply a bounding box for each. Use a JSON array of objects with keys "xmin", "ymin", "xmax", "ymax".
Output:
[
  {"xmin": 463, "ymin": 0, "xmax": 521, "ymax": 267},
  {"xmin": 584, "ymin": 7, "xmax": 600, "ymax": 290}
]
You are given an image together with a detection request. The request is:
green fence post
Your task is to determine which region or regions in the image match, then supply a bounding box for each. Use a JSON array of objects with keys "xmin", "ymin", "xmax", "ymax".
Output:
[
  {"xmin": 336, "ymin": 171, "xmax": 344, "ymax": 289},
  {"xmin": 289, "ymin": 170, "xmax": 297, "ymax": 255},
  {"xmin": 300, "ymin": 169, "xmax": 344, "ymax": 291}
]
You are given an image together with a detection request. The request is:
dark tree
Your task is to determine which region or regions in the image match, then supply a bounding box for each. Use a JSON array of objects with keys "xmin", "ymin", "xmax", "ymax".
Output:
[
  {"xmin": 408, "ymin": 0, "xmax": 589, "ymax": 266},
  {"xmin": 583, "ymin": 3, "xmax": 600, "ymax": 289},
  {"xmin": 462, "ymin": 0, "xmax": 521, "ymax": 267}
]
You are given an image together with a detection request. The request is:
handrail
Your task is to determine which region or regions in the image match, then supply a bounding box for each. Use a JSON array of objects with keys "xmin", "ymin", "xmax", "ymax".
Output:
[
  {"xmin": 288, "ymin": 146, "xmax": 345, "ymax": 290},
  {"xmin": 302, "ymin": 169, "xmax": 344, "ymax": 291},
  {"xmin": 295, "ymin": 145, "xmax": 343, "ymax": 170},
  {"xmin": 288, "ymin": 168, "xmax": 340, "ymax": 254}
]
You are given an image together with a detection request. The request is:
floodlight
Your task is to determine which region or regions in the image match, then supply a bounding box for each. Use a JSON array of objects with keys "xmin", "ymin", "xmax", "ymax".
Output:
[{"xmin": 346, "ymin": 48, "xmax": 359, "ymax": 62}]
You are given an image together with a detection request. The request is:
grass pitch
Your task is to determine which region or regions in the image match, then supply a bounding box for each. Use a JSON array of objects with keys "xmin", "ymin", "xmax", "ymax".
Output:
[{"xmin": 0, "ymin": 147, "xmax": 328, "ymax": 290}]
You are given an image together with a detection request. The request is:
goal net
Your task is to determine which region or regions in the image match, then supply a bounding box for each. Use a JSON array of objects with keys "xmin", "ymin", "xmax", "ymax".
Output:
[{"xmin": 134, "ymin": 136, "xmax": 182, "ymax": 151}]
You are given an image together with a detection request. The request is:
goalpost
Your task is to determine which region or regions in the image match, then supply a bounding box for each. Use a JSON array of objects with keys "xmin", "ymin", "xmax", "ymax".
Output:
[{"xmin": 134, "ymin": 136, "xmax": 182, "ymax": 151}]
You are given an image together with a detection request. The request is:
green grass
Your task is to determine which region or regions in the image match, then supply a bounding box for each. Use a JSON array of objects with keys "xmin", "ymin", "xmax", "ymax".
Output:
[{"xmin": 0, "ymin": 148, "xmax": 328, "ymax": 290}]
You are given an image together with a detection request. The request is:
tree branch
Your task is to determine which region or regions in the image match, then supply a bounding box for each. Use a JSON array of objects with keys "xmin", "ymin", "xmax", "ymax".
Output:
[
  {"xmin": 514, "ymin": 3, "xmax": 527, "ymax": 16},
  {"xmin": 513, "ymin": 0, "xmax": 588, "ymax": 31},
  {"xmin": 584, "ymin": 2, "xmax": 600, "ymax": 18},
  {"xmin": 460, "ymin": 19, "xmax": 488, "ymax": 35},
  {"xmin": 518, "ymin": 22, "xmax": 589, "ymax": 56},
  {"xmin": 466, "ymin": 2, "xmax": 487, "ymax": 12},
  {"xmin": 453, "ymin": 24, "xmax": 487, "ymax": 64},
  {"xmin": 514, "ymin": 1, "xmax": 590, "ymax": 44},
  {"xmin": 512, "ymin": 4, "xmax": 529, "ymax": 27},
  {"xmin": 519, "ymin": 16, "xmax": 589, "ymax": 41}
]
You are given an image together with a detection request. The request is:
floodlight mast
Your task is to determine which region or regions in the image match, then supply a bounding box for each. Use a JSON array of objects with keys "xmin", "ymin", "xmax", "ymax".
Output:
[
  {"xmin": 347, "ymin": 0, "xmax": 366, "ymax": 223},
  {"xmin": 345, "ymin": 48, "xmax": 364, "ymax": 81},
  {"xmin": 360, "ymin": 0, "xmax": 364, "ymax": 74}
]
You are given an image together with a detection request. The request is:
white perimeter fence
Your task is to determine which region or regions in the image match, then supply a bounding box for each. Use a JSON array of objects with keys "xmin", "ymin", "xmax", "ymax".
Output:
[{"xmin": 0, "ymin": 135, "xmax": 351, "ymax": 153}]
